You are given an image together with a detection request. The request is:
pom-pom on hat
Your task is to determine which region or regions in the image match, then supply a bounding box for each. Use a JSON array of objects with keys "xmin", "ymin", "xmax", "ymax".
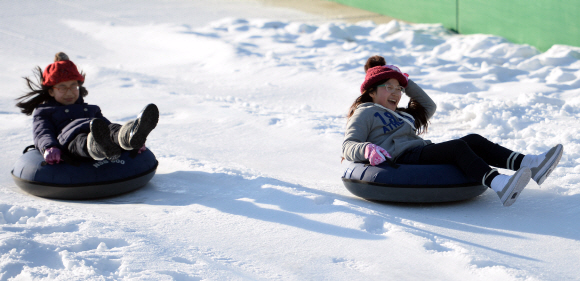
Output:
[
  {"xmin": 42, "ymin": 52, "xmax": 84, "ymax": 87},
  {"xmin": 360, "ymin": 64, "xmax": 409, "ymax": 94}
]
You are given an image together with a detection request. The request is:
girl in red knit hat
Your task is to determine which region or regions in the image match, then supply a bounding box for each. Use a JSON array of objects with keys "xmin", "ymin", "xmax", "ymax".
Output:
[
  {"xmin": 16, "ymin": 52, "xmax": 159, "ymax": 164},
  {"xmin": 342, "ymin": 55, "xmax": 563, "ymax": 206}
]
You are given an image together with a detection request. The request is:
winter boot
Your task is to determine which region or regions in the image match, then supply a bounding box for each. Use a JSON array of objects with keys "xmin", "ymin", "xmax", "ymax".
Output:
[
  {"xmin": 118, "ymin": 103, "xmax": 159, "ymax": 150},
  {"xmin": 87, "ymin": 118, "xmax": 122, "ymax": 161},
  {"xmin": 491, "ymin": 167, "xmax": 531, "ymax": 207},
  {"xmin": 521, "ymin": 144, "xmax": 563, "ymax": 185}
]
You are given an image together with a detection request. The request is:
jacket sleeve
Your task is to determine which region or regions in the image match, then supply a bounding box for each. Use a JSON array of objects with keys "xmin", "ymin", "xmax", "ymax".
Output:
[
  {"xmin": 33, "ymin": 110, "xmax": 60, "ymax": 154},
  {"xmin": 342, "ymin": 109, "xmax": 371, "ymax": 162},
  {"xmin": 405, "ymin": 79, "xmax": 437, "ymax": 119}
]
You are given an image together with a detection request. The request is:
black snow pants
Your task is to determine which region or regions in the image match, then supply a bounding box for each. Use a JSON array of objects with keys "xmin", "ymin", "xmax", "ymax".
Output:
[
  {"xmin": 67, "ymin": 123, "xmax": 122, "ymax": 159},
  {"xmin": 397, "ymin": 134, "xmax": 523, "ymax": 185}
]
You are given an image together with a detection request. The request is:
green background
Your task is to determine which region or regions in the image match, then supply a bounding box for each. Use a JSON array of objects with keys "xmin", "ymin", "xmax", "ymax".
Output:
[{"xmin": 328, "ymin": 0, "xmax": 580, "ymax": 51}]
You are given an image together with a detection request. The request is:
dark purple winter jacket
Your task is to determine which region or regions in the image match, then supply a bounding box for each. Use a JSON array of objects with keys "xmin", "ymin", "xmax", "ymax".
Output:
[{"xmin": 32, "ymin": 96, "xmax": 111, "ymax": 154}]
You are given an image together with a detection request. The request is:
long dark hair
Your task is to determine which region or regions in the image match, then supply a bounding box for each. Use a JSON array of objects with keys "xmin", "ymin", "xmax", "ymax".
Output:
[
  {"xmin": 347, "ymin": 55, "xmax": 429, "ymax": 135},
  {"xmin": 15, "ymin": 67, "xmax": 88, "ymax": 116}
]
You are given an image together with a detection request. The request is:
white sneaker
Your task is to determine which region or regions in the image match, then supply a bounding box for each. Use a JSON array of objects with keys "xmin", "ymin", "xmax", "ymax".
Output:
[
  {"xmin": 496, "ymin": 167, "xmax": 531, "ymax": 207},
  {"xmin": 527, "ymin": 144, "xmax": 563, "ymax": 185}
]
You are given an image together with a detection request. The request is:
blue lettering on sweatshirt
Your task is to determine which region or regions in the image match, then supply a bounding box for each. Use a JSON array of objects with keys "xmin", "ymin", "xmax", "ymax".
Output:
[{"xmin": 374, "ymin": 112, "xmax": 405, "ymax": 133}]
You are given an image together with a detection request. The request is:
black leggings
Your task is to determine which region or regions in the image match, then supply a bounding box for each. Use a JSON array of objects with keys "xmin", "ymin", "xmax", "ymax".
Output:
[
  {"xmin": 67, "ymin": 123, "xmax": 122, "ymax": 159},
  {"xmin": 400, "ymin": 134, "xmax": 523, "ymax": 184}
]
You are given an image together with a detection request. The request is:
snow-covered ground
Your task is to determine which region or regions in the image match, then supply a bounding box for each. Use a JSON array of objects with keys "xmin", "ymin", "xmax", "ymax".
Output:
[{"xmin": 1, "ymin": 0, "xmax": 580, "ymax": 280}]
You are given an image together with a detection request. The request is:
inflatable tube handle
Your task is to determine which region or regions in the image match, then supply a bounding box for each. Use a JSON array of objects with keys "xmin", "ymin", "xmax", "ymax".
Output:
[
  {"xmin": 129, "ymin": 149, "xmax": 140, "ymax": 159},
  {"xmin": 23, "ymin": 145, "xmax": 36, "ymax": 154},
  {"xmin": 59, "ymin": 152, "xmax": 82, "ymax": 167},
  {"xmin": 39, "ymin": 153, "xmax": 81, "ymax": 167},
  {"xmin": 384, "ymin": 157, "xmax": 400, "ymax": 169},
  {"xmin": 21, "ymin": 145, "xmax": 82, "ymax": 167}
]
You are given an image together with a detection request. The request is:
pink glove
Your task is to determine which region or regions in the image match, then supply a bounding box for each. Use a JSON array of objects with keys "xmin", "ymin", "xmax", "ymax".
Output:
[
  {"xmin": 43, "ymin": 147, "xmax": 62, "ymax": 165},
  {"xmin": 138, "ymin": 145, "xmax": 147, "ymax": 154},
  {"xmin": 364, "ymin": 144, "xmax": 391, "ymax": 166}
]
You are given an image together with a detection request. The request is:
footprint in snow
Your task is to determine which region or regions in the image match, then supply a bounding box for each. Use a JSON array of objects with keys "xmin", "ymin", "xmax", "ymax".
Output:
[
  {"xmin": 313, "ymin": 195, "xmax": 334, "ymax": 205},
  {"xmin": 269, "ymin": 118, "xmax": 281, "ymax": 125},
  {"xmin": 157, "ymin": 270, "xmax": 202, "ymax": 281},
  {"xmin": 360, "ymin": 216, "xmax": 386, "ymax": 234},
  {"xmin": 411, "ymin": 232, "xmax": 454, "ymax": 253},
  {"xmin": 332, "ymin": 257, "xmax": 368, "ymax": 272},
  {"xmin": 172, "ymin": 256, "xmax": 196, "ymax": 264}
]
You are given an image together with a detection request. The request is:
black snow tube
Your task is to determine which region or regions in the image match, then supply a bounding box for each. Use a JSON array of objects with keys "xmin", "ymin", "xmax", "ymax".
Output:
[
  {"xmin": 11, "ymin": 146, "xmax": 158, "ymax": 200},
  {"xmin": 342, "ymin": 162, "xmax": 488, "ymax": 203}
]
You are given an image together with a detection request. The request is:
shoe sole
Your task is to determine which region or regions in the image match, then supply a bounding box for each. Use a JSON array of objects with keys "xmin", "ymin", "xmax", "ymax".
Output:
[
  {"xmin": 129, "ymin": 104, "xmax": 159, "ymax": 150},
  {"xmin": 500, "ymin": 167, "xmax": 531, "ymax": 207},
  {"xmin": 531, "ymin": 144, "xmax": 563, "ymax": 185},
  {"xmin": 90, "ymin": 119, "xmax": 122, "ymax": 160}
]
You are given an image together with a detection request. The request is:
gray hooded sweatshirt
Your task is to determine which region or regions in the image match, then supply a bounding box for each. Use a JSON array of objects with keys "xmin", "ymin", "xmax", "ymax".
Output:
[{"xmin": 342, "ymin": 80, "xmax": 437, "ymax": 162}]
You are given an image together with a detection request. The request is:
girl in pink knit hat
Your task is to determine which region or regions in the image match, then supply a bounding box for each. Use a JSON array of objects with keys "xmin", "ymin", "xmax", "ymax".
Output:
[
  {"xmin": 342, "ymin": 55, "xmax": 563, "ymax": 207},
  {"xmin": 16, "ymin": 52, "xmax": 159, "ymax": 164}
]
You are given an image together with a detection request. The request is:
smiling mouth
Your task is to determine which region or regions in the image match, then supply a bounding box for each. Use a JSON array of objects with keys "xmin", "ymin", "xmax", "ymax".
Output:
[{"xmin": 388, "ymin": 99, "xmax": 398, "ymax": 106}]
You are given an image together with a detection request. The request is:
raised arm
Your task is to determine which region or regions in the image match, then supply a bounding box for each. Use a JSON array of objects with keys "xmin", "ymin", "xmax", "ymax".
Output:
[{"xmin": 405, "ymin": 79, "xmax": 437, "ymax": 119}]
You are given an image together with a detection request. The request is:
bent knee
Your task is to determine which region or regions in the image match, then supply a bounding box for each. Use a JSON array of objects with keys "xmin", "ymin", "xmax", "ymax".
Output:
[
  {"xmin": 460, "ymin": 133, "xmax": 484, "ymax": 143},
  {"xmin": 451, "ymin": 139, "xmax": 470, "ymax": 151}
]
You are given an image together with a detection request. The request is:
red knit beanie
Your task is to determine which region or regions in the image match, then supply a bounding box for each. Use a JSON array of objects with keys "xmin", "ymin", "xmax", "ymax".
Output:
[
  {"xmin": 360, "ymin": 64, "xmax": 409, "ymax": 94},
  {"xmin": 42, "ymin": 52, "xmax": 84, "ymax": 87}
]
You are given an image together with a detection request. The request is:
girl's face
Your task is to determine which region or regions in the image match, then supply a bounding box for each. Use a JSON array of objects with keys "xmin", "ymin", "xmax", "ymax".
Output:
[
  {"xmin": 370, "ymin": 78, "xmax": 403, "ymax": 111},
  {"xmin": 49, "ymin": 80, "xmax": 80, "ymax": 105}
]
